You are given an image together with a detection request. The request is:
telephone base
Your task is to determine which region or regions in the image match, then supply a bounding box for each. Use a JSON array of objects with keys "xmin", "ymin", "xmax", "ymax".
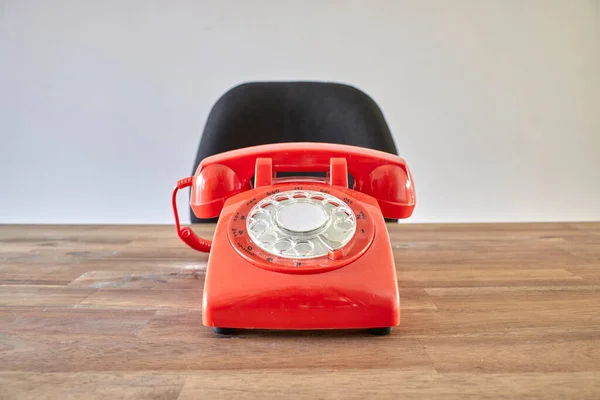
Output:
[{"xmin": 201, "ymin": 177, "xmax": 401, "ymax": 336}]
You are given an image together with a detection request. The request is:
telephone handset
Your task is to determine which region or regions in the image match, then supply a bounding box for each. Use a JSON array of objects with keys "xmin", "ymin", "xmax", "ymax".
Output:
[{"xmin": 172, "ymin": 142, "xmax": 416, "ymax": 335}]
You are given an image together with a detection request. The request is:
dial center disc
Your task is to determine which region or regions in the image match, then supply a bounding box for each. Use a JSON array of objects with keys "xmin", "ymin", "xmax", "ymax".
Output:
[{"xmin": 275, "ymin": 202, "xmax": 328, "ymax": 233}]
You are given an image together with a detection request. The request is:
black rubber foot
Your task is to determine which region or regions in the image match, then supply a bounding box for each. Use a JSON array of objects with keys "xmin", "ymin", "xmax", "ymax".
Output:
[
  {"xmin": 213, "ymin": 327, "xmax": 235, "ymax": 335},
  {"xmin": 369, "ymin": 327, "xmax": 392, "ymax": 336}
]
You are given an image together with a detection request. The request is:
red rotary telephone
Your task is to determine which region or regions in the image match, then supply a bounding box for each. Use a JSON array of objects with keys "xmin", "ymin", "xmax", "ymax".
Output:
[{"xmin": 172, "ymin": 142, "xmax": 415, "ymax": 335}]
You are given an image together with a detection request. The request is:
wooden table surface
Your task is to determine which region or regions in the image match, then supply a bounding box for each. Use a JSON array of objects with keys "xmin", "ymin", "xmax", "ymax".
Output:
[{"xmin": 0, "ymin": 223, "xmax": 599, "ymax": 399}]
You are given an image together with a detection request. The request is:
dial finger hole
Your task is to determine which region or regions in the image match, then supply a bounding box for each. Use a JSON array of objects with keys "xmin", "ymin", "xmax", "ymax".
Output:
[
  {"xmin": 251, "ymin": 211, "xmax": 270, "ymax": 221},
  {"xmin": 322, "ymin": 228, "xmax": 348, "ymax": 242},
  {"xmin": 292, "ymin": 192, "xmax": 307, "ymax": 199},
  {"xmin": 260, "ymin": 201, "xmax": 274, "ymax": 209},
  {"xmin": 323, "ymin": 202, "xmax": 337, "ymax": 211},
  {"xmin": 310, "ymin": 194, "xmax": 324, "ymax": 201},
  {"xmin": 274, "ymin": 239, "xmax": 293, "ymax": 252},
  {"xmin": 334, "ymin": 210, "xmax": 350, "ymax": 219},
  {"xmin": 294, "ymin": 241, "xmax": 314, "ymax": 255},
  {"xmin": 249, "ymin": 220, "xmax": 268, "ymax": 234},
  {"xmin": 274, "ymin": 195, "xmax": 291, "ymax": 203},
  {"xmin": 334, "ymin": 220, "xmax": 353, "ymax": 232},
  {"xmin": 258, "ymin": 233, "xmax": 276, "ymax": 244},
  {"xmin": 262, "ymin": 203, "xmax": 277, "ymax": 213}
]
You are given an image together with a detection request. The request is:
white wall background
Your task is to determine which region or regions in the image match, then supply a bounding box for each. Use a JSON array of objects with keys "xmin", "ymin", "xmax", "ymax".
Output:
[{"xmin": 1, "ymin": 0, "xmax": 599, "ymax": 224}]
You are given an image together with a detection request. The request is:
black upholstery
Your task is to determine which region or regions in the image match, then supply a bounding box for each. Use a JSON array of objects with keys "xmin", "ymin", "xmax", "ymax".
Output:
[{"xmin": 191, "ymin": 81, "xmax": 398, "ymax": 223}]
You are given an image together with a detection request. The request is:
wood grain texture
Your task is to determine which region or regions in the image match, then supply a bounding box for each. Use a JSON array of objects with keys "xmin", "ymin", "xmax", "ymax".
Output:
[{"xmin": 0, "ymin": 223, "xmax": 599, "ymax": 399}]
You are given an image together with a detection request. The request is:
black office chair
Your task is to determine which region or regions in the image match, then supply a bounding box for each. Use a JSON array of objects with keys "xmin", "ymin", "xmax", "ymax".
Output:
[{"xmin": 191, "ymin": 81, "xmax": 399, "ymax": 223}]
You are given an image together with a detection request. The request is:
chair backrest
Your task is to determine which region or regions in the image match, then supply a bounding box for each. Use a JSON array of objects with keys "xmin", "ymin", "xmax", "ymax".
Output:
[{"xmin": 191, "ymin": 81, "xmax": 398, "ymax": 223}]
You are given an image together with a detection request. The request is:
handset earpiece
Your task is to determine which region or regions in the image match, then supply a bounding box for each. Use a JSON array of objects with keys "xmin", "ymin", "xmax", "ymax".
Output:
[
  {"xmin": 190, "ymin": 163, "xmax": 249, "ymax": 219},
  {"xmin": 353, "ymin": 164, "xmax": 415, "ymax": 219}
]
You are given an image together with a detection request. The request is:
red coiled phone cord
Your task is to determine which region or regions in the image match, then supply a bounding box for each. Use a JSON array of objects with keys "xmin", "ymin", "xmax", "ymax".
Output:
[{"xmin": 172, "ymin": 177, "xmax": 212, "ymax": 252}]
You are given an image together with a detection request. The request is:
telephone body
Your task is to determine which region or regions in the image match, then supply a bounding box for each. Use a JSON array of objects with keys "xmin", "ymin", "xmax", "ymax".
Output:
[{"xmin": 172, "ymin": 143, "xmax": 415, "ymax": 335}]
